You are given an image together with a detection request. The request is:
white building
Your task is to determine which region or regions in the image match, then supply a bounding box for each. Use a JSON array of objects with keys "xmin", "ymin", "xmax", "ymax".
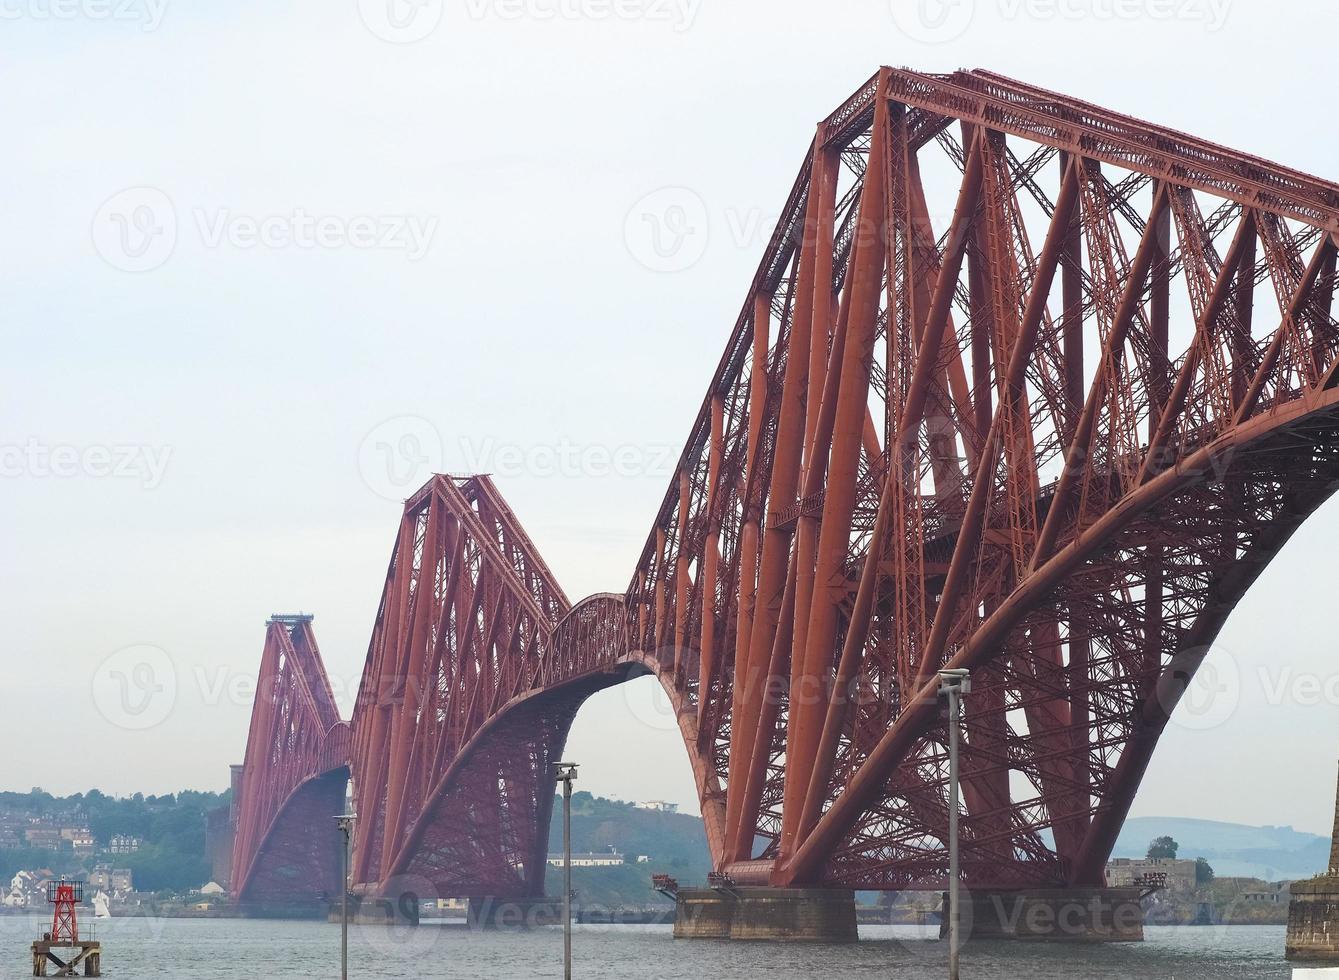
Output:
[
  {"xmin": 636, "ymin": 801, "xmax": 679, "ymax": 814},
  {"xmin": 4, "ymin": 870, "xmax": 53, "ymax": 908},
  {"xmin": 545, "ymin": 852, "xmax": 625, "ymax": 868}
]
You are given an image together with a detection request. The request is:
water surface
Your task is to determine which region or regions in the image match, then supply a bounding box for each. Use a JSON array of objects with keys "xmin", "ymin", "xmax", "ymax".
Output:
[{"xmin": 0, "ymin": 914, "xmax": 1296, "ymax": 978}]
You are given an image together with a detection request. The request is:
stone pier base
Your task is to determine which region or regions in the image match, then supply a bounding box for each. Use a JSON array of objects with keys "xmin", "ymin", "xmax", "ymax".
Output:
[
  {"xmin": 467, "ymin": 896, "xmax": 562, "ymax": 929},
  {"xmin": 943, "ymin": 888, "xmax": 1144, "ymax": 943},
  {"xmin": 674, "ymin": 887, "xmax": 857, "ymax": 942},
  {"xmin": 237, "ymin": 900, "xmax": 328, "ymax": 920},
  {"xmin": 328, "ymin": 895, "xmax": 420, "ymax": 925},
  {"xmin": 1287, "ymin": 877, "xmax": 1339, "ymax": 961}
]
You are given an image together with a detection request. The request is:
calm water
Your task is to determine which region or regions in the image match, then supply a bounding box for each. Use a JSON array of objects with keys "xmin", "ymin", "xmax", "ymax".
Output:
[{"xmin": 0, "ymin": 914, "xmax": 1301, "ymax": 978}]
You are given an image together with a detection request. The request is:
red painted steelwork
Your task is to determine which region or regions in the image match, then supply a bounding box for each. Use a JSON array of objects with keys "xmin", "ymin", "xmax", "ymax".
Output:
[
  {"xmin": 230, "ymin": 616, "xmax": 351, "ymax": 905},
  {"xmin": 230, "ymin": 69, "xmax": 1339, "ymax": 901}
]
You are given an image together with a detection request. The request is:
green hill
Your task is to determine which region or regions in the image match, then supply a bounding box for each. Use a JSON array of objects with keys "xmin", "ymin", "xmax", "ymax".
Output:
[
  {"xmin": 543, "ymin": 793, "xmax": 711, "ymax": 906},
  {"xmin": 1114, "ymin": 816, "xmax": 1329, "ymax": 880},
  {"xmin": 538, "ymin": 800, "xmax": 1332, "ymax": 905}
]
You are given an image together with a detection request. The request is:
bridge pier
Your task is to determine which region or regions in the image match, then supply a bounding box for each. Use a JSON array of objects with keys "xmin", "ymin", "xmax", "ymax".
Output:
[
  {"xmin": 673, "ymin": 887, "xmax": 856, "ymax": 942},
  {"xmin": 326, "ymin": 895, "xmax": 419, "ymax": 926},
  {"xmin": 235, "ymin": 900, "xmax": 330, "ymax": 920},
  {"xmin": 1286, "ymin": 760, "xmax": 1339, "ymax": 961},
  {"xmin": 466, "ymin": 897, "xmax": 562, "ymax": 929},
  {"xmin": 1286, "ymin": 878, "xmax": 1339, "ymax": 960},
  {"xmin": 945, "ymin": 888, "xmax": 1144, "ymax": 943}
]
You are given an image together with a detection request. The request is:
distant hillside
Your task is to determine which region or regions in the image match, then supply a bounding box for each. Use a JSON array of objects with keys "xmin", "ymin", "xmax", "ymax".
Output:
[
  {"xmin": 0, "ymin": 787, "xmax": 227, "ymax": 891},
  {"xmin": 537, "ymin": 799, "xmax": 1332, "ymax": 902},
  {"xmin": 1114, "ymin": 816, "xmax": 1330, "ymax": 880},
  {"xmin": 543, "ymin": 793, "xmax": 711, "ymax": 906}
]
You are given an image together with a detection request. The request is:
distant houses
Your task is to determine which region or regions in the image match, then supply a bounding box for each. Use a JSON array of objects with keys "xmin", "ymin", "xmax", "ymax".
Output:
[
  {"xmin": 3, "ymin": 869, "xmax": 56, "ymax": 908},
  {"xmin": 107, "ymin": 835, "xmax": 141, "ymax": 855},
  {"xmin": 88, "ymin": 866, "xmax": 134, "ymax": 897},
  {"xmin": 0, "ymin": 813, "xmax": 143, "ymax": 860},
  {"xmin": 635, "ymin": 800, "xmax": 679, "ymax": 814},
  {"xmin": 546, "ymin": 850, "xmax": 626, "ymax": 868}
]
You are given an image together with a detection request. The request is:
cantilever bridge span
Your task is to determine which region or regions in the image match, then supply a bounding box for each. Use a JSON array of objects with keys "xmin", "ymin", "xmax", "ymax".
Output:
[{"xmin": 230, "ymin": 67, "xmax": 1339, "ymax": 910}]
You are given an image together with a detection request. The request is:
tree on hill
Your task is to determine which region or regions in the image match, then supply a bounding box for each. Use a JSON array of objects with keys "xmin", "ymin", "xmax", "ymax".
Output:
[
  {"xmin": 1147, "ymin": 836, "xmax": 1180, "ymax": 859},
  {"xmin": 1196, "ymin": 857, "xmax": 1215, "ymax": 885},
  {"xmin": 0, "ymin": 787, "xmax": 229, "ymax": 892}
]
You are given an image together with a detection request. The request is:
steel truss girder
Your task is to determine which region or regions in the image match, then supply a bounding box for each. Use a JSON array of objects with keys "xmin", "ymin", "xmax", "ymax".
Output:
[{"xmin": 236, "ymin": 67, "xmax": 1339, "ymax": 899}]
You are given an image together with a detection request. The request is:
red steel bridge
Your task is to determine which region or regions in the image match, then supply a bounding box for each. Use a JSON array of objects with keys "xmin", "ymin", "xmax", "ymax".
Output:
[{"xmin": 229, "ymin": 67, "xmax": 1339, "ymax": 908}]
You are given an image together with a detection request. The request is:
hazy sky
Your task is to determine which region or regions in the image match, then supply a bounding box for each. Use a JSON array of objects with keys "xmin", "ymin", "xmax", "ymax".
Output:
[{"xmin": 3, "ymin": 0, "xmax": 1339, "ymax": 835}]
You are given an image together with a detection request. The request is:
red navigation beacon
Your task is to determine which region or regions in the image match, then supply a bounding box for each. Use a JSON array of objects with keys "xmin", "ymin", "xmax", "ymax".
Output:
[
  {"xmin": 31, "ymin": 877, "xmax": 101, "ymax": 977},
  {"xmin": 48, "ymin": 878, "xmax": 81, "ymax": 945}
]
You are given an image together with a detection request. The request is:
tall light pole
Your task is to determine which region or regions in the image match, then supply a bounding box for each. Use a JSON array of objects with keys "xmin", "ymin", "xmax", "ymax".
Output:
[
  {"xmin": 334, "ymin": 813, "xmax": 356, "ymax": 980},
  {"xmin": 938, "ymin": 669, "xmax": 970, "ymax": 980},
  {"xmin": 554, "ymin": 763, "xmax": 578, "ymax": 980}
]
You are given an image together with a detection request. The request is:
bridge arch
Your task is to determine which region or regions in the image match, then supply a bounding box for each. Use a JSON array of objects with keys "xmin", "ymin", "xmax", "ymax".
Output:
[
  {"xmin": 231, "ymin": 68, "xmax": 1339, "ymax": 904},
  {"xmin": 376, "ymin": 594, "xmax": 724, "ymax": 900}
]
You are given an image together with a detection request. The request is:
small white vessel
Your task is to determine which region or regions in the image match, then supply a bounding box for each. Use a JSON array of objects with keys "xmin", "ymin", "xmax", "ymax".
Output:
[{"xmin": 92, "ymin": 890, "xmax": 112, "ymax": 919}]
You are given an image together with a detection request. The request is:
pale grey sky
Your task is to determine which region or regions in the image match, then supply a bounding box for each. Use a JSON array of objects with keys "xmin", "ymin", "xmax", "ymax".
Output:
[{"xmin": 3, "ymin": 0, "xmax": 1339, "ymax": 834}]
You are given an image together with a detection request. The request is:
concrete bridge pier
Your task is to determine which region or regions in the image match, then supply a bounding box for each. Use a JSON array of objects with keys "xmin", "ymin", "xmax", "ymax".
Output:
[
  {"xmin": 673, "ymin": 887, "xmax": 857, "ymax": 942},
  {"xmin": 327, "ymin": 895, "xmax": 420, "ymax": 926},
  {"xmin": 946, "ymin": 888, "xmax": 1144, "ymax": 943},
  {"xmin": 467, "ymin": 896, "xmax": 562, "ymax": 929}
]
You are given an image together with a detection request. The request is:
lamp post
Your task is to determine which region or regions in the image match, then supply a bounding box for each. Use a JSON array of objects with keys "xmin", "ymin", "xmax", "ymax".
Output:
[
  {"xmin": 334, "ymin": 813, "xmax": 356, "ymax": 980},
  {"xmin": 937, "ymin": 669, "xmax": 971, "ymax": 980},
  {"xmin": 554, "ymin": 763, "xmax": 578, "ymax": 980}
]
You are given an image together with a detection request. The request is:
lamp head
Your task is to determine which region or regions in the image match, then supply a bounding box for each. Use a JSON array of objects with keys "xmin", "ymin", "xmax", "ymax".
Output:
[{"xmin": 937, "ymin": 668, "xmax": 972, "ymax": 695}]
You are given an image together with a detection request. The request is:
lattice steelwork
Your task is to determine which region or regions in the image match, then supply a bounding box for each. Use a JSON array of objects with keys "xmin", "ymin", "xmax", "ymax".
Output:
[
  {"xmin": 231, "ymin": 68, "xmax": 1339, "ymax": 900},
  {"xmin": 230, "ymin": 617, "xmax": 351, "ymax": 904}
]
